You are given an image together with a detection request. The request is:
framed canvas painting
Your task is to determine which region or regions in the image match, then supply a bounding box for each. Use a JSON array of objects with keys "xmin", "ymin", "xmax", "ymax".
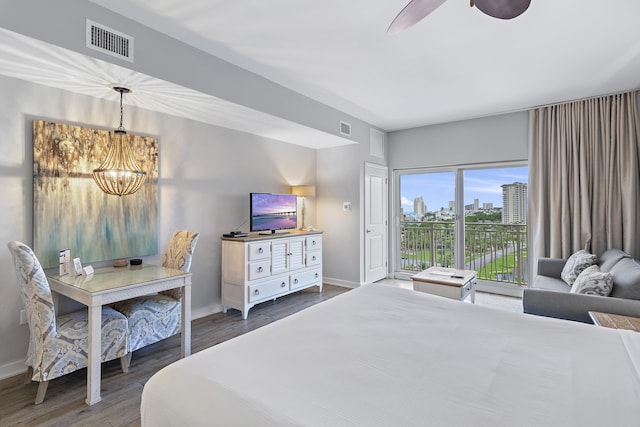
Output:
[{"xmin": 32, "ymin": 119, "xmax": 158, "ymax": 269}]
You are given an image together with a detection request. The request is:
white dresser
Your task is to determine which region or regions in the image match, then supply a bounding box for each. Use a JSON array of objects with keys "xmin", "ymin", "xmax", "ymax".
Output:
[{"xmin": 221, "ymin": 231, "xmax": 323, "ymax": 319}]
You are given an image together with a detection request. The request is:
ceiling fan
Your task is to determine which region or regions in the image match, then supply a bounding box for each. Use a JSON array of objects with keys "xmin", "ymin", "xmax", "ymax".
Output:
[{"xmin": 388, "ymin": 0, "xmax": 531, "ymax": 34}]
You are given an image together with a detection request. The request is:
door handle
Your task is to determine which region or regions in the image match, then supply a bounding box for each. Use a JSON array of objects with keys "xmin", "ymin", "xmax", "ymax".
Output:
[{"xmin": 366, "ymin": 229, "xmax": 372, "ymax": 233}]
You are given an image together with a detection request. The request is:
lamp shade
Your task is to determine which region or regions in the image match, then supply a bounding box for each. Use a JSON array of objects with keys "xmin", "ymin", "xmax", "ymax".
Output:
[{"xmin": 291, "ymin": 185, "xmax": 316, "ymax": 197}]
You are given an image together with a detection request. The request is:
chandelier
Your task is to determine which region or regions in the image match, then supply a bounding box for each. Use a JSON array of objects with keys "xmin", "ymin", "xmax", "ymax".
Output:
[{"xmin": 92, "ymin": 86, "xmax": 147, "ymax": 196}]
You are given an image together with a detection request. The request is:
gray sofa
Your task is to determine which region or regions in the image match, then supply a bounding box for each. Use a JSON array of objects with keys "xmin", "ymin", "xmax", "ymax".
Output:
[{"xmin": 523, "ymin": 248, "xmax": 640, "ymax": 323}]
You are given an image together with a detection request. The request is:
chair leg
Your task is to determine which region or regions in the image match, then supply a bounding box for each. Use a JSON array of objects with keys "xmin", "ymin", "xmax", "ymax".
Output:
[
  {"xmin": 23, "ymin": 366, "xmax": 33, "ymax": 384},
  {"xmin": 120, "ymin": 354, "xmax": 131, "ymax": 373},
  {"xmin": 35, "ymin": 380, "xmax": 48, "ymax": 405}
]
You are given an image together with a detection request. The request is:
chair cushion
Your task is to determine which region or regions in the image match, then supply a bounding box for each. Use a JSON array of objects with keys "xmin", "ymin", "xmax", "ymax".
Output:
[
  {"xmin": 570, "ymin": 265, "xmax": 613, "ymax": 296},
  {"xmin": 598, "ymin": 248, "xmax": 631, "ymax": 273},
  {"xmin": 609, "ymin": 258, "xmax": 640, "ymax": 300},
  {"xmin": 112, "ymin": 295, "xmax": 181, "ymax": 353},
  {"xmin": 560, "ymin": 250, "xmax": 597, "ymax": 286},
  {"xmin": 37, "ymin": 306, "xmax": 128, "ymax": 382}
]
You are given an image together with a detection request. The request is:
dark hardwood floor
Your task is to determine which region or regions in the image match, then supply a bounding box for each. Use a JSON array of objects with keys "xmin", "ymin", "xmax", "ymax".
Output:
[{"xmin": 0, "ymin": 284, "xmax": 349, "ymax": 427}]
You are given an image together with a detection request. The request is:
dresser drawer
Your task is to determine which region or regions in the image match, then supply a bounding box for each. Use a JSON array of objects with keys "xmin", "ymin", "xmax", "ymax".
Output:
[
  {"xmin": 248, "ymin": 277, "xmax": 289, "ymax": 302},
  {"xmin": 248, "ymin": 260, "xmax": 271, "ymax": 281},
  {"xmin": 306, "ymin": 235, "xmax": 322, "ymax": 251},
  {"xmin": 307, "ymin": 251, "xmax": 322, "ymax": 267},
  {"xmin": 248, "ymin": 242, "xmax": 270, "ymax": 261},
  {"xmin": 290, "ymin": 268, "xmax": 321, "ymax": 291}
]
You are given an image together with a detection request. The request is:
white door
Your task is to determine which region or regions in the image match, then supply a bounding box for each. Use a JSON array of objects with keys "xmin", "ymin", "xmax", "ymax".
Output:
[{"xmin": 365, "ymin": 163, "xmax": 388, "ymax": 283}]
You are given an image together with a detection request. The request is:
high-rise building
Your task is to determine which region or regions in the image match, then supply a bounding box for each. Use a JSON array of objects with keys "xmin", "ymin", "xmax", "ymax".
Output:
[
  {"xmin": 473, "ymin": 198, "xmax": 479, "ymax": 211},
  {"xmin": 502, "ymin": 182, "xmax": 528, "ymax": 224},
  {"xmin": 483, "ymin": 202, "xmax": 493, "ymax": 210},
  {"xmin": 413, "ymin": 197, "xmax": 426, "ymax": 218}
]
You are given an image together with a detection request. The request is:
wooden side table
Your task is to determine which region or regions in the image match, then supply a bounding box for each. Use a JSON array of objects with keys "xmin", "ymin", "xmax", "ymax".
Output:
[
  {"xmin": 589, "ymin": 311, "xmax": 640, "ymax": 332},
  {"xmin": 412, "ymin": 267, "xmax": 477, "ymax": 303}
]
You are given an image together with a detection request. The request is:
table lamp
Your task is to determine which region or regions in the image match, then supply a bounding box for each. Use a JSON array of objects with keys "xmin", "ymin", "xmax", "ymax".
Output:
[{"xmin": 291, "ymin": 185, "xmax": 316, "ymax": 230}]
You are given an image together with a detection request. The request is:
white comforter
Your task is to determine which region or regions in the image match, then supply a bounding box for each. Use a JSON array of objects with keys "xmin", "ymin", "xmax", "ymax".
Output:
[{"xmin": 142, "ymin": 284, "xmax": 640, "ymax": 426}]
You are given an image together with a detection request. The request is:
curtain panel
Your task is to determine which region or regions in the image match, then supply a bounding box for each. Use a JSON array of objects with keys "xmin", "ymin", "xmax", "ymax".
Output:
[{"xmin": 529, "ymin": 91, "xmax": 640, "ymax": 277}]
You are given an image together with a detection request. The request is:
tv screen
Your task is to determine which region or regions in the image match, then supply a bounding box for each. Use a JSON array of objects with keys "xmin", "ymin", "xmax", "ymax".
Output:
[{"xmin": 250, "ymin": 193, "xmax": 298, "ymax": 233}]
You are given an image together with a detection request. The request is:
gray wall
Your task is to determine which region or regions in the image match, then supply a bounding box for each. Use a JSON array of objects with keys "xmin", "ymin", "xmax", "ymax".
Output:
[
  {"xmin": 388, "ymin": 112, "xmax": 529, "ymax": 169},
  {"xmin": 0, "ymin": 75, "xmax": 320, "ymax": 377}
]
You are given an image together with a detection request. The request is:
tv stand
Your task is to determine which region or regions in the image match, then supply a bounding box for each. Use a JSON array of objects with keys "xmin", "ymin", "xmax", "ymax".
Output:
[{"xmin": 221, "ymin": 231, "xmax": 323, "ymax": 319}]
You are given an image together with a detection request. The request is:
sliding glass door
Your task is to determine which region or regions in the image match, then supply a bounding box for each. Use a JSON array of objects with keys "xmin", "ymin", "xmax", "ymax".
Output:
[
  {"xmin": 399, "ymin": 170, "xmax": 456, "ymax": 271},
  {"xmin": 395, "ymin": 164, "xmax": 528, "ymax": 293}
]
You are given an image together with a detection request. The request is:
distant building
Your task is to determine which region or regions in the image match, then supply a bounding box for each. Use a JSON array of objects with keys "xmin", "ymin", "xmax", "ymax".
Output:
[
  {"xmin": 483, "ymin": 202, "xmax": 493, "ymax": 210},
  {"xmin": 502, "ymin": 182, "xmax": 528, "ymax": 224},
  {"xmin": 448, "ymin": 200, "xmax": 455, "ymax": 210},
  {"xmin": 413, "ymin": 197, "xmax": 426, "ymax": 218}
]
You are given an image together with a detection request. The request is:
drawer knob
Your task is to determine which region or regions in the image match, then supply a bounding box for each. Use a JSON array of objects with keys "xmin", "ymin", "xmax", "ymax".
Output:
[
  {"xmin": 254, "ymin": 289, "xmax": 260, "ymax": 296},
  {"xmin": 312, "ymin": 240, "xmax": 316, "ymax": 245},
  {"xmin": 312, "ymin": 255, "xmax": 316, "ymax": 261},
  {"xmin": 258, "ymin": 266, "xmax": 263, "ymax": 273},
  {"xmin": 294, "ymin": 278, "xmax": 299, "ymax": 284},
  {"xmin": 281, "ymin": 282, "xmax": 286, "ymax": 288},
  {"xmin": 258, "ymin": 248, "xmax": 263, "ymax": 254},
  {"xmin": 314, "ymin": 273, "xmax": 319, "ymax": 278}
]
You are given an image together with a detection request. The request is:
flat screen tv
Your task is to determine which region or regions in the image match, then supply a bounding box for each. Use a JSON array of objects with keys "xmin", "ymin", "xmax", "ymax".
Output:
[{"xmin": 250, "ymin": 193, "xmax": 298, "ymax": 234}]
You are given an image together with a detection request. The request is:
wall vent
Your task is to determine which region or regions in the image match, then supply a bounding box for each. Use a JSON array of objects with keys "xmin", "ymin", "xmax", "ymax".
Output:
[
  {"xmin": 86, "ymin": 19, "xmax": 134, "ymax": 62},
  {"xmin": 340, "ymin": 121, "xmax": 352, "ymax": 137}
]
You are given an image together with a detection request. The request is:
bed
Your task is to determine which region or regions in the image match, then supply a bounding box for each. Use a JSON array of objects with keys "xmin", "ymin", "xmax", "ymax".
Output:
[{"xmin": 141, "ymin": 284, "xmax": 640, "ymax": 426}]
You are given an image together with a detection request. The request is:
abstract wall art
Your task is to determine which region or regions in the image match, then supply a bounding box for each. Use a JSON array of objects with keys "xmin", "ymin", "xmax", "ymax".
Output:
[{"xmin": 32, "ymin": 119, "xmax": 158, "ymax": 269}]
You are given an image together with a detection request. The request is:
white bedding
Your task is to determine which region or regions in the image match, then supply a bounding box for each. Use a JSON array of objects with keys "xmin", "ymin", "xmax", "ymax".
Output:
[{"xmin": 141, "ymin": 284, "xmax": 640, "ymax": 426}]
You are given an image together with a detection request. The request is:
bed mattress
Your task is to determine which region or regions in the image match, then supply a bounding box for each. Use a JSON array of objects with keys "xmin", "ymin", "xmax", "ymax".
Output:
[{"xmin": 142, "ymin": 284, "xmax": 640, "ymax": 426}]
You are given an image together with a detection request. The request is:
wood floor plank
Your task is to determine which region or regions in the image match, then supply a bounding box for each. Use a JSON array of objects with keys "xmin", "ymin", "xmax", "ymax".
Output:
[{"xmin": 0, "ymin": 284, "xmax": 348, "ymax": 426}]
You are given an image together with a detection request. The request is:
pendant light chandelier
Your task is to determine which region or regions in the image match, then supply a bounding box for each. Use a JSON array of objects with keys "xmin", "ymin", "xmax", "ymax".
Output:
[{"xmin": 92, "ymin": 86, "xmax": 147, "ymax": 196}]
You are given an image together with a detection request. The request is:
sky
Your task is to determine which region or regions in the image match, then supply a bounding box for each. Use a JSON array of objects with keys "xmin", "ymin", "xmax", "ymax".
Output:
[{"xmin": 400, "ymin": 166, "xmax": 528, "ymax": 213}]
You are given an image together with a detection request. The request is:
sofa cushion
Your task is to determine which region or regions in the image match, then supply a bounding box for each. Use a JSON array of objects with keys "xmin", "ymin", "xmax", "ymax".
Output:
[
  {"xmin": 560, "ymin": 250, "xmax": 597, "ymax": 286},
  {"xmin": 570, "ymin": 265, "xmax": 613, "ymax": 296},
  {"xmin": 533, "ymin": 275, "xmax": 571, "ymax": 292},
  {"xmin": 609, "ymin": 258, "xmax": 640, "ymax": 300},
  {"xmin": 598, "ymin": 248, "xmax": 631, "ymax": 273}
]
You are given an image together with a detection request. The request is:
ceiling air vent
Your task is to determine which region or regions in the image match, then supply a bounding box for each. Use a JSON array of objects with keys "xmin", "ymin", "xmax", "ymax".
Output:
[
  {"xmin": 340, "ymin": 121, "xmax": 352, "ymax": 137},
  {"xmin": 86, "ymin": 19, "xmax": 134, "ymax": 62}
]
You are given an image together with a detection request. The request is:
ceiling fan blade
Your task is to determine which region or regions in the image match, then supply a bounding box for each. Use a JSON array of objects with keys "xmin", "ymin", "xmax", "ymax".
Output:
[
  {"xmin": 388, "ymin": 0, "xmax": 448, "ymax": 34},
  {"xmin": 473, "ymin": 0, "xmax": 531, "ymax": 20}
]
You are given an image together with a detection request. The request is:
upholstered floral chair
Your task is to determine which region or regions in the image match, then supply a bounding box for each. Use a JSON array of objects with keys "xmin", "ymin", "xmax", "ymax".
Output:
[
  {"xmin": 112, "ymin": 230, "xmax": 199, "ymax": 362},
  {"xmin": 7, "ymin": 241, "xmax": 129, "ymax": 404}
]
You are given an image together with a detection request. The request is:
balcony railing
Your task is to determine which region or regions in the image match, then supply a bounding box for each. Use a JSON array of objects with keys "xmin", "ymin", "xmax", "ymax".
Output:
[{"xmin": 400, "ymin": 221, "xmax": 528, "ymax": 286}]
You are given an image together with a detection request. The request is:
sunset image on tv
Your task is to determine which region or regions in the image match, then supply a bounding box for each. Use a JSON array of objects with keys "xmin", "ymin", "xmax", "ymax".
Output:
[{"xmin": 250, "ymin": 193, "xmax": 297, "ymax": 232}]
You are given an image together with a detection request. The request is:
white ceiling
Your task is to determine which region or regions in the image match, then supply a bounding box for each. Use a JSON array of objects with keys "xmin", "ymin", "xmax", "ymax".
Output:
[
  {"xmin": 86, "ymin": 0, "xmax": 640, "ymax": 131},
  {"xmin": 2, "ymin": 1, "xmax": 640, "ymax": 149}
]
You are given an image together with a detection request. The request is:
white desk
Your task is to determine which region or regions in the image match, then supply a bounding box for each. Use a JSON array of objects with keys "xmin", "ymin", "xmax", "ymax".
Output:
[{"xmin": 46, "ymin": 264, "xmax": 192, "ymax": 405}]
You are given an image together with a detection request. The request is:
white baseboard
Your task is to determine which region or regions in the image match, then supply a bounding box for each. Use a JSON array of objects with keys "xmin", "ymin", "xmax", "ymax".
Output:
[
  {"xmin": 192, "ymin": 303, "xmax": 224, "ymax": 320},
  {"xmin": 0, "ymin": 358, "xmax": 26, "ymax": 381},
  {"xmin": 322, "ymin": 277, "xmax": 360, "ymax": 289}
]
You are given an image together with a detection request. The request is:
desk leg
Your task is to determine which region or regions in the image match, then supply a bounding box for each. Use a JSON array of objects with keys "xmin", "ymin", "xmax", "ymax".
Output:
[
  {"xmin": 181, "ymin": 284, "xmax": 191, "ymax": 358},
  {"xmin": 86, "ymin": 304, "xmax": 102, "ymax": 405}
]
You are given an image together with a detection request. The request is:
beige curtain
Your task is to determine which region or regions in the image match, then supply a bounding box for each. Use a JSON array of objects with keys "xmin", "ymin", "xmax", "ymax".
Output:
[{"xmin": 529, "ymin": 91, "xmax": 640, "ymax": 273}]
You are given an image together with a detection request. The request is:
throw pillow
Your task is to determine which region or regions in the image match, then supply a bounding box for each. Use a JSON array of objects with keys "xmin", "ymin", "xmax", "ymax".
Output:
[
  {"xmin": 561, "ymin": 249, "xmax": 597, "ymax": 286},
  {"xmin": 570, "ymin": 265, "xmax": 613, "ymax": 296}
]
